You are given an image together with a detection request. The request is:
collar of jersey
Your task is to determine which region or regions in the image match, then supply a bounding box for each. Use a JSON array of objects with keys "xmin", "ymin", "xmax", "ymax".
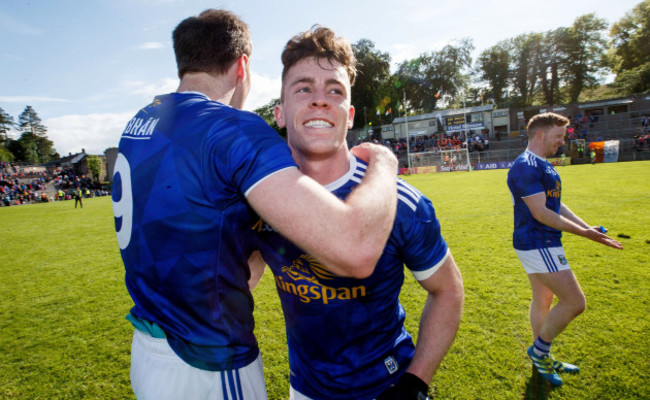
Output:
[
  {"xmin": 323, "ymin": 154, "xmax": 358, "ymax": 192},
  {"xmin": 177, "ymin": 91, "xmax": 212, "ymax": 101},
  {"xmin": 525, "ymin": 149, "xmax": 546, "ymax": 161}
]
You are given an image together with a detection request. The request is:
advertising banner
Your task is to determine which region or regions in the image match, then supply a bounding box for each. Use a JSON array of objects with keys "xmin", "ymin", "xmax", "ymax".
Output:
[
  {"xmin": 547, "ymin": 157, "xmax": 572, "ymax": 166},
  {"xmin": 437, "ymin": 164, "xmax": 471, "ymax": 172},
  {"xmin": 445, "ymin": 122, "xmax": 485, "ymax": 132},
  {"xmin": 444, "ymin": 115, "xmax": 485, "ymax": 132},
  {"xmin": 475, "ymin": 161, "xmax": 514, "ymax": 170}
]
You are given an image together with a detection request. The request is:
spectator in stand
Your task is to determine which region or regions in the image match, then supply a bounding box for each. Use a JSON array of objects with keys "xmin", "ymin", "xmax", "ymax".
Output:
[{"xmin": 574, "ymin": 113, "xmax": 582, "ymax": 131}]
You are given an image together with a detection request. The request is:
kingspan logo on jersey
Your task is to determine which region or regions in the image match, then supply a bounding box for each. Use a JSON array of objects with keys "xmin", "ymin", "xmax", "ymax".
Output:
[
  {"xmin": 546, "ymin": 181, "xmax": 561, "ymax": 198},
  {"xmin": 274, "ymin": 254, "xmax": 368, "ymax": 304}
]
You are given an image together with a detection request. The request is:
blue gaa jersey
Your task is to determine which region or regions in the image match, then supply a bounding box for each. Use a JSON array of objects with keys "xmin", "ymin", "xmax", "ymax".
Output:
[
  {"xmin": 507, "ymin": 150, "xmax": 562, "ymax": 250},
  {"xmin": 113, "ymin": 92, "xmax": 296, "ymax": 371},
  {"xmin": 255, "ymin": 155, "xmax": 450, "ymax": 400}
]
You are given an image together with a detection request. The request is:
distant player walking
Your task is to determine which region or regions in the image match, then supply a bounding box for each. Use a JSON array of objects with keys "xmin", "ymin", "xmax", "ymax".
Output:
[{"xmin": 507, "ymin": 112, "xmax": 622, "ymax": 386}]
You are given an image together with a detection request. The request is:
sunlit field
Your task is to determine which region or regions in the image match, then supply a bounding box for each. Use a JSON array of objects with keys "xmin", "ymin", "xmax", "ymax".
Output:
[{"xmin": 1, "ymin": 161, "xmax": 648, "ymax": 399}]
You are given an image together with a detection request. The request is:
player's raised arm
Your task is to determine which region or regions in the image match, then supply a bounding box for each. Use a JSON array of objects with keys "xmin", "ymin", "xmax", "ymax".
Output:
[{"xmin": 247, "ymin": 143, "xmax": 397, "ymax": 279}]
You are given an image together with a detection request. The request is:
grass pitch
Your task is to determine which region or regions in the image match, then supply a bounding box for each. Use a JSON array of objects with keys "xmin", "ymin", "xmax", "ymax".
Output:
[{"xmin": 0, "ymin": 161, "xmax": 648, "ymax": 399}]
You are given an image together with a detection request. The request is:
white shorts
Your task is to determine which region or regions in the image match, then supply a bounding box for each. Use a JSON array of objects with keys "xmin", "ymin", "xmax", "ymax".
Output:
[
  {"xmin": 515, "ymin": 247, "xmax": 571, "ymax": 274},
  {"xmin": 130, "ymin": 329, "xmax": 267, "ymax": 400},
  {"xmin": 290, "ymin": 386, "xmax": 312, "ymax": 400},
  {"xmin": 290, "ymin": 385, "xmax": 382, "ymax": 400}
]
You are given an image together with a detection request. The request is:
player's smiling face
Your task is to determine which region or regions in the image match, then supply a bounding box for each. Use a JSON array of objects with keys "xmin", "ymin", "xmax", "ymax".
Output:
[
  {"xmin": 275, "ymin": 57, "xmax": 354, "ymax": 160},
  {"xmin": 543, "ymin": 125, "xmax": 566, "ymax": 157}
]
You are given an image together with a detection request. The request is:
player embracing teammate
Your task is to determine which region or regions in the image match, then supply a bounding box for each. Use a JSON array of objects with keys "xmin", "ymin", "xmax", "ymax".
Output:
[{"xmin": 251, "ymin": 26, "xmax": 464, "ymax": 400}]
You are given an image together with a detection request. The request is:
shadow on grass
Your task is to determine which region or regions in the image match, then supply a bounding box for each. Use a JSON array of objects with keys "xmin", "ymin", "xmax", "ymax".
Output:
[{"xmin": 523, "ymin": 365, "xmax": 556, "ymax": 400}]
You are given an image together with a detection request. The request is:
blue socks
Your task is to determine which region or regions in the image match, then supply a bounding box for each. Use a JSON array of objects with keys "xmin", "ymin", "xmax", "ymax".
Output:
[{"xmin": 533, "ymin": 336, "xmax": 552, "ymax": 357}]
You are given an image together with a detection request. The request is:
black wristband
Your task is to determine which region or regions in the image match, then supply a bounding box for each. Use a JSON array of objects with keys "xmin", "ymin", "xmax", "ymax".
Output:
[
  {"xmin": 377, "ymin": 372, "xmax": 430, "ymax": 400},
  {"xmin": 400, "ymin": 372, "xmax": 429, "ymax": 396}
]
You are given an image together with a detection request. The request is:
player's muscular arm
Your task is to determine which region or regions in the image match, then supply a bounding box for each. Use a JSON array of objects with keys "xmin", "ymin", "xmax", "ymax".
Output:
[
  {"xmin": 559, "ymin": 202, "xmax": 590, "ymax": 229},
  {"xmin": 523, "ymin": 194, "xmax": 622, "ymax": 249},
  {"xmin": 406, "ymin": 254, "xmax": 464, "ymax": 385},
  {"xmin": 247, "ymin": 144, "xmax": 398, "ymax": 279}
]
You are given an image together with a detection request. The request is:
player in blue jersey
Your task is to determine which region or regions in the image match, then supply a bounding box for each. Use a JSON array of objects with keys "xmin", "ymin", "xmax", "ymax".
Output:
[
  {"xmin": 507, "ymin": 112, "xmax": 622, "ymax": 386},
  {"xmin": 113, "ymin": 10, "xmax": 399, "ymax": 399},
  {"xmin": 249, "ymin": 26, "xmax": 464, "ymax": 400}
]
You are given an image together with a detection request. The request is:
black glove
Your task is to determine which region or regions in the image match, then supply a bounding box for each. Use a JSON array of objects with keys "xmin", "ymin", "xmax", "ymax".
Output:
[{"xmin": 376, "ymin": 372, "xmax": 430, "ymax": 400}]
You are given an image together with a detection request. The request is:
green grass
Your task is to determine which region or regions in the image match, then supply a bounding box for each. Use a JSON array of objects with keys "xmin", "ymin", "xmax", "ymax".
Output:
[{"xmin": 1, "ymin": 161, "xmax": 649, "ymax": 399}]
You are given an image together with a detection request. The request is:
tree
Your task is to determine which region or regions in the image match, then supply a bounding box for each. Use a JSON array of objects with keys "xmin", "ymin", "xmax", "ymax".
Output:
[
  {"xmin": 396, "ymin": 38, "xmax": 474, "ymax": 113},
  {"xmin": 610, "ymin": 0, "xmax": 650, "ymax": 94},
  {"xmin": 17, "ymin": 106, "xmax": 58, "ymax": 164},
  {"xmin": 0, "ymin": 107, "xmax": 16, "ymax": 162},
  {"xmin": 19, "ymin": 106, "xmax": 47, "ymax": 137},
  {"xmin": 0, "ymin": 107, "xmax": 15, "ymax": 143},
  {"xmin": 0, "ymin": 146, "xmax": 13, "ymax": 162},
  {"xmin": 475, "ymin": 41, "xmax": 511, "ymax": 105},
  {"xmin": 86, "ymin": 155, "xmax": 102, "ymax": 182},
  {"xmin": 351, "ymin": 39, "xmax": 392, "ymax": 128},
  {"xmin": 395, "ymin": 55, "xmax": 432, "ymax": 113},
  {"xmin": 562, "ymin": 13, "xmax": 609, "ymax": 103},
  {"xmin": 253, "ymin": 98, "xmax": 285, "ymax": 138},
  {"xmin": 509, "ymin": 33, "xmax": 543, "ymax": 107},
  {"xmin": 537, "ymin": 28, "xmax": 568, "ymax": 106}
]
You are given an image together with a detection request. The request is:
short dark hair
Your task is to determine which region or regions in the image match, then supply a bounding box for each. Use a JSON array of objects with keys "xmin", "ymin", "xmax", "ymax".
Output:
[
  {"xmin": 280, "ymin": 26, "xmax": 357, "ymax": 99},
  {"xmin": 527, "ymin": 112, "xmax": 569, "ymax": 140},
  {"xmin": 172, "ymin": 9, "xmax": 251, "ymax": 78}
]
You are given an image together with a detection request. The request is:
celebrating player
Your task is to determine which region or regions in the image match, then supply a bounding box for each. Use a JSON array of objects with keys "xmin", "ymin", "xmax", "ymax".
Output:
[
  {"xmin": 507, "ymin": 112, "xmax": 622, "ymax": 386},
  {"xmin": 112, "ymin": 10, "xmax": 398, "ymax": 399},
  {"xmin": 250, "ymin": 26, "xmax": 464, "ymax": 400}
]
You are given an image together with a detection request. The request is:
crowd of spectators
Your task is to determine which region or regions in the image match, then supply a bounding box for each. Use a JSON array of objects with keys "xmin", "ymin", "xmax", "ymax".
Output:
[
  {"xmin": 566, "ymin": 112, "xmax": 598, "ymax": 144},
  {"xmin": 0, "ymin": 162, "xmax": 110, "ymax": 207},
  {"xmin": 633, "ymin": 134, "xmax": 650, "ymax": 151},
  {"xmin": 350, "ymin": 109, "xmax": 650, "ymax": 163},
  {"xmin": 362, "ymin": 129, "xmax": 491, "ymax": 156},
  {"xmin": 407, "ymin": 130, "xmax": 490, "ymax": 154},
  {"xmin": 635, "ymin": 115, "xmax": 650, "ymax": 151},
  {"xmin": 1, "ymin": 162, "xmax": 51, "ymax": 206}
]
